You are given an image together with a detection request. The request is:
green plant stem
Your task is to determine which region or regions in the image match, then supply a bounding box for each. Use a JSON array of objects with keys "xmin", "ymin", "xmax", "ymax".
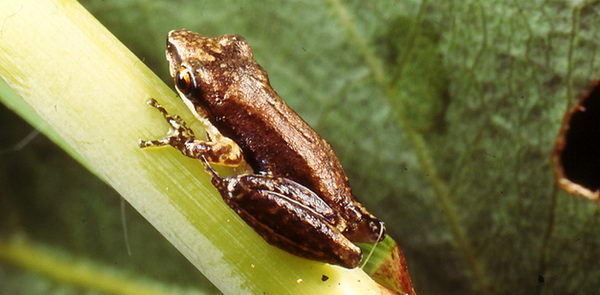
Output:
[
  {"xmin": 0, "ymin": 237, "xmax": 173, "ymax": 295},
  {"xmin": 0, "ymin": 0, "xmax": 390, "ymax": 294}
]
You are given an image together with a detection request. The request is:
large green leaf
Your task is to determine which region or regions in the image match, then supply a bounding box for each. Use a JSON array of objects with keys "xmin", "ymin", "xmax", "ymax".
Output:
[{"xmin": 1, "ymin": 0, "xmax": 599, "ymax": 294}]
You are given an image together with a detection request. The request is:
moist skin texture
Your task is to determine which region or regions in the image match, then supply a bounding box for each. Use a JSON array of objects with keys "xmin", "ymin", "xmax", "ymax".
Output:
[{"xmin": 154, "ymin": 29, "xmax": 386, "ymax": 268}]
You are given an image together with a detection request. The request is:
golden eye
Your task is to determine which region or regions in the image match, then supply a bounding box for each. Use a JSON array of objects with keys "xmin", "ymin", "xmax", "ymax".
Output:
[{"xmin": 175, "ymin": 66, "xmax": 194, "ymax": 95}]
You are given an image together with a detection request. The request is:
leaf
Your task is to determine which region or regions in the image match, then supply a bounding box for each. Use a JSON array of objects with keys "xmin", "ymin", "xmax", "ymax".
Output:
[
  {"xmin": 359, "ymin": 236, "xmax": 416, "ymax": 295},
  {"xmin": 2, "ymin": 0, "xmax": 600, "ymax": 294}
]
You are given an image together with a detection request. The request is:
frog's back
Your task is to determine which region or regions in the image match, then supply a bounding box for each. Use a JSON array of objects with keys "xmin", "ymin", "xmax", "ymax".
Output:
[
  {"xmin": 167, "ymin": 30, "xmax": 383, "ymax": 243},
  {"xmin": 210, "ymin": 69, "xmax": 382, "ymax": 243}
]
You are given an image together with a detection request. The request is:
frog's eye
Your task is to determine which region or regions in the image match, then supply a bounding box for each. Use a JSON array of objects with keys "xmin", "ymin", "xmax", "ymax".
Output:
[{"xmin": 175, "ymin": 66, "xmax": 195, "ymax": 95}]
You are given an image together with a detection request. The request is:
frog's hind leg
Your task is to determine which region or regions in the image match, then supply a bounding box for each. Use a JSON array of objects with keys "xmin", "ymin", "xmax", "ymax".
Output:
[
  {"xmin": 216, "ymin": 174, "xmax": 362, "ymax": 268},
  {"xmin": 138, "ymin": 98, "xmax": 244, "ymax": 167}
]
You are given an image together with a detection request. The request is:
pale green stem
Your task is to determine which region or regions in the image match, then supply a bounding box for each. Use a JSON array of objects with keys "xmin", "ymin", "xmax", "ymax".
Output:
[
  {"xmin": 0, "ymin": 1, "xmax": 390, "ymax": 294},
  {"xmin": 0, "ymin": 237, "xmax": 186, "ymax": 295}
]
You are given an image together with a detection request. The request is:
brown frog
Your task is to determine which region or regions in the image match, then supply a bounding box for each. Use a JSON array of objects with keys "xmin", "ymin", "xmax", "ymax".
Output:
[{"xmin": 139, "ymin": 29, "xmax": 385, "ymax": 268}]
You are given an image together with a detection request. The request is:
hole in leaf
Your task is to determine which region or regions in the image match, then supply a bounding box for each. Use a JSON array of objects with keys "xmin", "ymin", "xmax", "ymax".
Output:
[{"xmin": 554, "ymin": 79, "xmax": 600, "ymax": 200}]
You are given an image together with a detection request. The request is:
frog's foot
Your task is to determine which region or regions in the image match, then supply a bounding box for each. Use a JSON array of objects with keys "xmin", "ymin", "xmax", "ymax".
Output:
[
  {"xmin": 145, "ymin": 98, "xmax": 196, "ymax": 138},
  {"xmin": 139, "ymin": 98, "xmax": 244, "ymax": 167},
  {"xmin": 138, "ymin": 137, "xmax": 171, "ymax": 148},
  {"xmin": 138, "ymin": 98, "xmax": 196, "ymax": 149}
]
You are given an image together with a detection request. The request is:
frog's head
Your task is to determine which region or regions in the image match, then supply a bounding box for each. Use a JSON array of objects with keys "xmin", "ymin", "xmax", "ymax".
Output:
[
  {"xmin": 166, "ymin": 30, "xmax": 269, "ymax": 119},
  {"xmin": 166, "ymin": 30, "xmax": 255, "ymax": 77}
]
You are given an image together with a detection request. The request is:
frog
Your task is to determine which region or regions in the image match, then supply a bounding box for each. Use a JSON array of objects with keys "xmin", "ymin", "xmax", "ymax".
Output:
[{"xmin": 139, "ymin": 29, "xmax": 385, "ymax": 269}]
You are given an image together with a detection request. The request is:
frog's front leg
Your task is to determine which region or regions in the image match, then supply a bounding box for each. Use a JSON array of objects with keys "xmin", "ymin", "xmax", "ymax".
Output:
[{"xmin": 138, "ymin": 99, "xmax": 243, "ymax": 166}]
